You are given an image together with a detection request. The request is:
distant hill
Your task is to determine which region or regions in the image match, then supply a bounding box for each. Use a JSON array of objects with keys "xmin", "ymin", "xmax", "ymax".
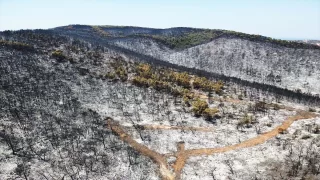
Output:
[
  {"xmin": 1, "ymin": 25, "xmax": 319, "ymax": 95},
  {"xmin": 49, "ymin": 25, "xmax": 320, "ymax": 95},
  {"xmin": 53, "ymin": 25, "xmax": 320, "ymax": 50}
]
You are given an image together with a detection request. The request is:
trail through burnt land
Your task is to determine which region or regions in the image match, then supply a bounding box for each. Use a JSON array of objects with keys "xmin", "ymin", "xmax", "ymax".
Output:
[{"xmin": 107, "ymin": 100, "xmax": 318, "ymax": 180}]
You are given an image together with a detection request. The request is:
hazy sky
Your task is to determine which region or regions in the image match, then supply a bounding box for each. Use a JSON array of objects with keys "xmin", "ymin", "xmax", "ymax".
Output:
[{"xmin": 0, "ymin": 0, "xmax": 319, "ymax": 39}]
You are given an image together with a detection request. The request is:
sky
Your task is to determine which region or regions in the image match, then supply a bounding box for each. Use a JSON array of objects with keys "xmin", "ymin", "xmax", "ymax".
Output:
[{"xmin": 0, "ymin": 0, "xmax": 319, "ymax": 39}]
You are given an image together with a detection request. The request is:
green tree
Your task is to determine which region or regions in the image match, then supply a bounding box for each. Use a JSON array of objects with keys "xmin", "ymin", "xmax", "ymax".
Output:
[
  {"xmin": 192, "ymin": 99, "xmax": 208, "ymax": 117},
  {"xmin": 202, "ymin": 108, "xmax": 219, "ymax": 121}
]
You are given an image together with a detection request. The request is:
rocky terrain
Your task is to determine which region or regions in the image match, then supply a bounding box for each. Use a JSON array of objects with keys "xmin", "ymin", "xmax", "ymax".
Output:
[{"xmin": 0, "ymin": 26, "xmax": 319, "ymax": 180}]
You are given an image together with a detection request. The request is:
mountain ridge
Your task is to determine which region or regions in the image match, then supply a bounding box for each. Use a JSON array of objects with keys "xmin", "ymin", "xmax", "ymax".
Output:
[
  {"xmin": 2, "ymin": 25, "xmax": 320, "ymax": 95},
  {"xmin": 51, "ymin": 24, "xmax": 320, "ymax": 50}
]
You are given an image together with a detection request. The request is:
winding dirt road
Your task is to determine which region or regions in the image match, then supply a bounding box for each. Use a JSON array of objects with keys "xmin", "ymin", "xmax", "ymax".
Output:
[
  {"xmin": 128, "ymin": 124, "xmax": 216, "ymax": 132},
  {"xmin": 107, "ymin": 109, "xmax": 318, "ymax": 180}
]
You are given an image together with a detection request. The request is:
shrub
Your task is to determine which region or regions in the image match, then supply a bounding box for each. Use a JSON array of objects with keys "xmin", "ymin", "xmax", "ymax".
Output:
[
  {"xmin": 202, "ymin": 108, "xmax": 219, "ymax": 121},
  {"xmin": 183, "ymin": 95, "xmax": 191, "ymax": 107},
  {"xmin": 171, "ymin": 88, "xmax": 183, "ymax": 97},
  {"xmin": 52, "ymin": 50, "xmax": 68, "ymax": 62},
  {"xmin": 193, "ymin": 76, "xmax": 223, "ymax": 94},
  {"xmin": 182, "ymin": 89, "xmax": 194, "ymax": 98},
  {"xmin": 92, "ymin": 26, "xmax": 109, "ymax": 37},
  {"xmin": 136, "ymin": 63, "xmax": 152, "ymax": 78},
  {"xmin": 192, "ymin": 99, "xmax": 208, "ymax": 117},
  {"xmin": 193, "ymin": 77, "xmax": 206, "ymax": 89},
  {"xmin": 152, "ymin": 80, "xmax": 171, "ymax": 91},
  {"xmin": 237, "ymin": 113, "xmax": 254, "ymax": 129},
  {"xmin": 106, "ymin": 72, "xmax": 116, "ymax": 79},
  {"xmin": 115, "ymin": 66, "xmax": 128, "ymax": 81},
  {"xmin": 0, "ymin": 40, "xmax": 34, "ymax": 52},
  {"xmin": 213, "ymin": 81, "xmax": 224, "ymax": 95},
  {"xmin": 173, "ymin": 72, "xmax": 191, "ymax": 88},
  {"xmin": 132, "ymin": 76, "xmax": 149, "ymax": 87},
  {"xmin": 180, "ymin": 89, "xmax": 191, "ymax": 105}
]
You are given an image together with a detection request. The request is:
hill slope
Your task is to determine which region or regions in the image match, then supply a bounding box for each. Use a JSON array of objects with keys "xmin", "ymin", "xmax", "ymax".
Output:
[
  {"xmin": 0, "ymin": 27, "xmax": 319, "ymax": 180},
  {"xmin": 52, "ymin": 25, "xmax": 320, "ymax": 95}
]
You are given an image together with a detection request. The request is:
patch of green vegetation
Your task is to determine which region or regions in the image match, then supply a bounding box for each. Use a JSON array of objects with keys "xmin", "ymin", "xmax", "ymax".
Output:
[
  {"xmin": 131, "ymin": 62, "xmax": 223, "ymax": 94},
  {"xmin": 132, "ymin": 76, "xmax": 151, "ymax": 87},
  {"xmin": 202, "ymin": 107, "xmax": 219, "ymax": 121},
  {"xmin": 115, "ymin": 66, "xmax": 128, "ymax": 81},
  {"xmin": 193, "ymin": 76, "xmax": 224, "ymax": 94},
  {"xmin": 191, "ymin": 99, "xmax": 209, "ymax": 117},
  {"xmin": 237, "ymin": 113, "xmax": 256, "ymax": 129},
  {"xmin": 104, "ymin": 60, "xmax": 223, "ymax": 119},
  {"xmin": 0, "ymin": 40, "xmax": 34, "ymax": 51},
  {"xmin": 182, "ymin": 89, "xmax": 194, "ymax": 107},
  {"xmin": 191, "ymin": 98, "xmax": 218, "ymax": 119},
  {"xmin": 92, "ymin": 26, "xmax": 110, "ymax": 37},
  {"xmin": 51, "ymin": 50, "xmax": 74, "ymax": 62},
  {"xmin": 106, "ymin": 58, "xmax": 129, "ymax": 81},
  {"xmin": 157, "ymin": 29, "xmax": 218, "ymax": 49},
  {"xmin": 153, "ymin": 29, "xmax": 320, "ymax": 50},
  {"xmin": 127, "ymin": 29, "xmax": 219, "ymax": 49},
  {"xmin": 172, "ymin": 72, "xmax": 191, "ymax": 88},
  {"xmin": 52, "ymin": 50, "xmax": 67, "ymax": 60},
  {"xmin": 69, "ymin": 25, "xmax": 320, "ymax": 50},
  {"xmin": 105, "ymin": 72, "xmax": 116, "ymax": 80},
  {"xmin": 106, "ymin": 27, "xmax": 320, "ymax": 50}
]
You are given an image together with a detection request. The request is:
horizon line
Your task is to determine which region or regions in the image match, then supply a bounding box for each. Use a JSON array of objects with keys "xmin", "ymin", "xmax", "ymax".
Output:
[{"xmin": 1, "ymin": 24, "xmax": 319, "ymax": 41}]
